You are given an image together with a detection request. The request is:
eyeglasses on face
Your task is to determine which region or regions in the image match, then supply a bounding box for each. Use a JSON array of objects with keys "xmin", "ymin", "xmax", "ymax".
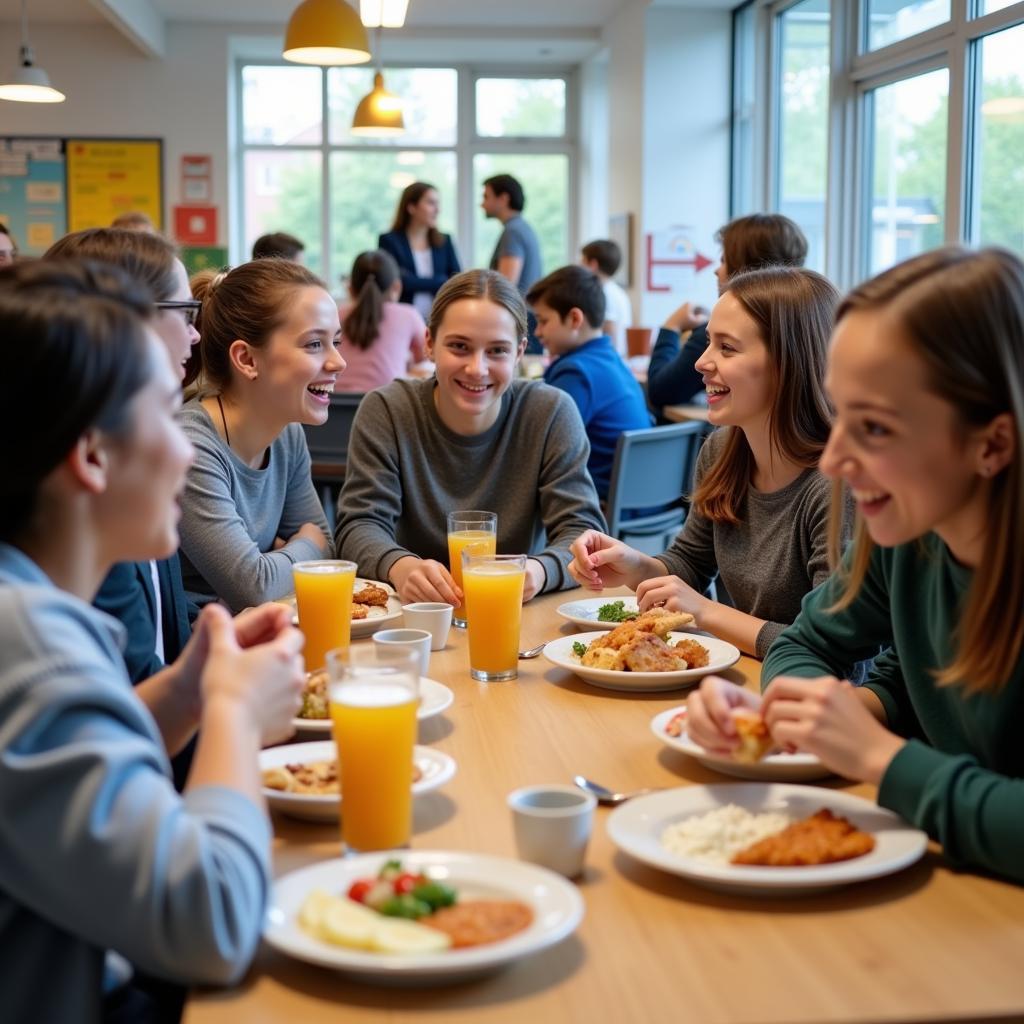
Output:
[{"xmin": 155, "ymin": 299, "xmax": 202, "ymax": 327}]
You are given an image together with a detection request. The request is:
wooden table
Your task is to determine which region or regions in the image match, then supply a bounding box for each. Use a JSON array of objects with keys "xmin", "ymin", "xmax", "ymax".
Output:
[
  {"xmin": 186, "ymin": 589, "xmax": 1024, "ymax": 1024},
  {"xmin": 663, "ymin": 403, "xmax": 711, "ymax": 423}
]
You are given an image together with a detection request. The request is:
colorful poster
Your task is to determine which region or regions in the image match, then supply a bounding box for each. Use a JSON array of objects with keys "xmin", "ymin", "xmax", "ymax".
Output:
[
  {"xmin": 66, "ymin": 138, "xmax": 163, "ymax": 231},
  {"xmin": 180, "ymin": 245, "xmax": 228, "ymax": 277},
  {"xmin": 0, "ymin": 137, "xmax": 67, "ymax": 256}
]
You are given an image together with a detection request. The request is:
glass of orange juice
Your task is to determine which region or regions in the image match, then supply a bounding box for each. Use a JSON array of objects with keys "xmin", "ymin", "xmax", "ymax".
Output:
[
  {"xmin": 446, "ymin": 510, "xmax": 497, "ymax": 628},
  {"xmin": 326, "ymin": 645, "xmax": 419, "ymax": 853},
  {"xmin": 293, "ymin": 560, "xmax": 357, "ymax": 672},
  {"xmin": 462, "ymin": 552, "xmax": 527, "ymax": 682}
]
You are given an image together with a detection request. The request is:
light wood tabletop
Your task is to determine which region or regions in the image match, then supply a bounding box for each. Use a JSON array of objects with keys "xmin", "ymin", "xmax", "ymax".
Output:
[
  {"xmin": 186, "ymin": 588, "xmax": 1024, "ymax": 1024},
  {"xmin": 663, "ymin": 403, "xmax": 711, "ymax": 424}
]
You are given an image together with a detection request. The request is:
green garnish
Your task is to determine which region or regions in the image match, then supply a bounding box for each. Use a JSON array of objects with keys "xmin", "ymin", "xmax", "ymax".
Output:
[
  {"xmin": 572, "ymin": 641, "xmax": 588, "ymax": 658},
  {"xmin": 597, "ymin": 600, "xmax": 638, "ymax": 623}
]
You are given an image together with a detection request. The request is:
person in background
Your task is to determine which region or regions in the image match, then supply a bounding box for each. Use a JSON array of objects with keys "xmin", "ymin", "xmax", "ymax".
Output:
[
  {"xmin": 570, "ymin": 267, "xmax": 847, "ymax": 660},
  {"xmin": 687, "ymin": 247, "xmax": 1024, "ymax": 886},
  {"xmin": 0, "ymin": 224, "xmax": 17, "ymax": 265},
  {"xmin": 338, "ymin": 249, "xmax": 428, "ymax": 393},
  {"xmin": 111, "ymin": 210, "xmax": 158, "ymax": 233},
  {"xmin": 251, "ymin": 231, "xmax": 305, "ymax": 263},
  {"xmin": 528, "ymin": 265, "xmax": 651, "ymax": 500},
  {"xmin": 336, "ymin": 269, "xmax": 605, "ymax": 606},
  {"xmin": 0, "ymin": 258, "xmax": 304, "ymax": 1022},
  {"xmin": 378, "ymin": 181, "xmax": 461, "ymax": 320},
  {"xmin": 581, "ymin": 239, "xmax": 633, "ymax": 358},
  {"xmin": 178, "ymin": 259, "xmax": 339, "ymax": 611},
  {"xmin": 647, "ymin": 213, "xmax": 808, "ymax": 413}
]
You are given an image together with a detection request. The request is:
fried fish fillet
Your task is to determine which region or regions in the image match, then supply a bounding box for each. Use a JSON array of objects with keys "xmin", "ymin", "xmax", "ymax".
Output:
[
  {"xmin": 731, "ymin": 809, "xmax": 876, "ymax": 866},
  {"xmin": 580, "ymin": 607, "xmax": 700, "ymax": 671},
  {"xmin": 588, "ymin": 607, "xmax": 695, "ymax": 652},
  {"xmin": 620, "ymin": 632, "xmax": 690, "ymax": 672},
  {"xmin": 353, "ymin": 582, "xmax": 390, "ymax": 607},
  {"xmin": 732, "ymin": 710, "xmax": 774, "ymax": 763}
]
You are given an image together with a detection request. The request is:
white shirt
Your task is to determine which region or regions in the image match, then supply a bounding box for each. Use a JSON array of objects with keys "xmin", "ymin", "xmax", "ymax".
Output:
[
  {"xmin": 602, "ymin": 278, "xmax": 633, "ymax": 357},
  {"xmin": 148, "ymin": 559, "xmax": 165, "ymax": 663},
  {"xmin": 411, "ymin": 247, "xmax": 434, "ymax": 321}
]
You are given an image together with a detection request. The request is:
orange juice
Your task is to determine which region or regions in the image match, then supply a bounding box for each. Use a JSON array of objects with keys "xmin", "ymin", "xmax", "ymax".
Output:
[
  {"xmin": 463, "ymin": 556, "xmax": 526, "ymax": 681},
  {"xmin": 330, "ymin": 682, "xmax": 418, "ymax": 851},
  {"xmin": 447, "ymin": 529, "xmax": 496, "ymax": 625},
  {"xmin": 293, "ymin": 561, "xmax": 356, "ymax": 671}
]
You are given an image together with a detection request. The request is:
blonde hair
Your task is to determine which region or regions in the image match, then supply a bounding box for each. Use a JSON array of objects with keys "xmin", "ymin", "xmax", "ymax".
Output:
[
  {"xmin": 827, "ymin": 247, "xmax": 1024, "ymax": 694},
  {"xmin": 428, "ymin": 269, "xmax": 528, "ymax": 341}
]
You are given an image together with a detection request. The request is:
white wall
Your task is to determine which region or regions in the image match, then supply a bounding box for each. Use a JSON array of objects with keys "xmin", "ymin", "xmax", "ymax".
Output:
[{"xmin": 577, "ymin": 48, "xmax": 609, "ymax": 249}]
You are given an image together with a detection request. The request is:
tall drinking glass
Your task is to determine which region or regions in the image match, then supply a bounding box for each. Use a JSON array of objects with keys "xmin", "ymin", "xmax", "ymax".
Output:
[
  {"xmin": 327, "ymin": 646, "xmax": 419, "ymax": 853},
  {"xmin": 446, "ymin": 510, "xmax": 497, "ymax": 628},
  {"xmin": 462, "ymin": 552, "xmax": 527, "ymax": 682},
  {"xmin": 293, "ymin": 560, "xmax": 357, "ymax": 672}
]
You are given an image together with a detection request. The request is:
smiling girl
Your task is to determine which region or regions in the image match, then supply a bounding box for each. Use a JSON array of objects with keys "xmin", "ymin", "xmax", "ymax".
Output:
[
  {"xmin": 178, "ymin": 259, "xmax": 342, "ymax": 611},
  {"xmin": 336, "ymin": 269, "xmax": 605, "ymax": 605},
  {"xmin": 569, "ymin": 266, "xmax": 847, "ymax": 658},
  {"xmin": 687, "ymin": 247, "xmax": 1024, "ymax": 883}
]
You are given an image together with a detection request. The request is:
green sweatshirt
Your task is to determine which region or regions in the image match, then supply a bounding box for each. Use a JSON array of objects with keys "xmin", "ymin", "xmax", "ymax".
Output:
[{"xmin": 762, "ymin": 533, "xmax": 1024, "ymax": 885}]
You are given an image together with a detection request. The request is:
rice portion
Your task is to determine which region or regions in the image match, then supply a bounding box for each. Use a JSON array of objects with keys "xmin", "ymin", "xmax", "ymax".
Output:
[{"xmin": 661, "ymin": 804, "xmax": 792, "ymax": 864}]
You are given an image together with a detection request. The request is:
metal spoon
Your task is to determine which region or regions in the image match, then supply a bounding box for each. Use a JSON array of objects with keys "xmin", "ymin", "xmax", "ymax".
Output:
[
  {"xmin": 573, "ymin": 775, "xmax": 660, "ymax": 807},
  {"xmin": 518, "ymin": 642, "xmax": 546, "ymax": 659}
]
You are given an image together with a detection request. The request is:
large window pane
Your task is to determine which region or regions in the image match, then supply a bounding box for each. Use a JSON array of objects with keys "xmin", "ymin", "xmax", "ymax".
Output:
[
  {"xmin": 973, "ymin": 24, "xmax": 1024, "ymax": 254},
  {"xmin": 328, "ymin": 67, "xmax": 457, "ymax": 147},
  {"xmin": 330, "ymin": 151, "xmax": 457, "ymax": 288},
  {"xmin": 473, "ymin": 154, "xmax": 569, "ymax": 274},
  {"xmin": 867, "ymin": 69, "xmax": 949, "ymax": 275},
  {"xmin": 732, "ymin": 2, "xmax": 758, "ymax": 215},
  {"xmin": 776, "ymin": 0, "xmax": 830, "ymax": 272},
  {"xmin": 975, "ymin": 0, "xmax": 1019, "ymax": 13},
  {"xmin": 242, "ymin": 151, "xmax": 323, "ymax": 275},
  {"xmin": 475, "ymin": 78, "xmax": 566, "ymax": 137},
  {"xmin": 866, "ymin": 0, "xmax": 949, "ymax": 52},
  {"xmin": 242, "ymin": 66, "xmax": 322, "ymax": 145}
]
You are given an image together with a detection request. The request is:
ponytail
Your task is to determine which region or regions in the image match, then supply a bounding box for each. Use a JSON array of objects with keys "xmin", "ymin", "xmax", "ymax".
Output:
[{"xmin": 343, "ymin": 249, "xmax": 399, "ymax": 351}]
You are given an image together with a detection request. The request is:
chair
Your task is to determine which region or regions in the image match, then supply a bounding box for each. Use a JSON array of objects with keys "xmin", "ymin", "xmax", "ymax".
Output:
[
  {"xmin": 604, "ymin": 421, "xmax": 708, "ymax": 554},
  {"xmin": 302, "ymin": 392, "xmax": 365, "ymax": 531}
]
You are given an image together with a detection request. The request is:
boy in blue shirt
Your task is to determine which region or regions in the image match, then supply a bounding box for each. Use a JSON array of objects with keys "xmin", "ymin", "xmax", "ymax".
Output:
[{"xmin": 528, "ymin": 266, "xmax": 652, "ymax": 499}]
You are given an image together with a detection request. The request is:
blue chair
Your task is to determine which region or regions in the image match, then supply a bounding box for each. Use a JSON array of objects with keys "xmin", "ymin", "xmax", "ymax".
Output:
[
  {"xmin": 604, "ymin": 421, "xmax": 709, "ymax": 554},
  {"xmin": 303, "ymin": 392, "xmax": 365, "ymax": 530}
]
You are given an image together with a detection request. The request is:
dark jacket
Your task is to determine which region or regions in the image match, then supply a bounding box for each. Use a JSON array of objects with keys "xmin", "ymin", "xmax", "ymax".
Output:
[
  {"xmin": 647, "ymin": 323, "xmax": 708, "ymax": 410},
  {"xmin": 378, "ymin": 230, "xmax": 461, "ymax": 305}
]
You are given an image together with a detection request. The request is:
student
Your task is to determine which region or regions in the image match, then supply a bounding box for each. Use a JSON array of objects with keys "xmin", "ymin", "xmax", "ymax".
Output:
[
  {"xmin": 687, "ymin": 247, "xmax": 1024, "ymax": 885},
  {"xmin": 569, "ymin": 266, "xmax": 845, "ymax": 659},
  {"xmin": 0, "ymin": 259, "xmax": 305, "ymax": 1020},
  {"xmin": 581, "ymin": 238, "xmax": 633, "ymax": 357},
  {"xmin": 527, "ymin": 265, "xmax": 651, "ymax": 500},
  {"xmin": 338, "ymin": 249, "xmax": 428, "ymax": 392},
  {"xmin": 0, "ymin": 223, "xmax": 17, "ymax": 265},
  {"xmin": 178, "ymin": 259, "xmax": 340, "ymax": 611},
  {"xmin": 647, "ymin": 213, "xmax": 808, "ymax": 412},
  {"xmin": 378, "ymin": 181, "xmax": 461, "ymax": 318},
  {"xmin": 251, "ymin": 231, "xmax": 305, "ymax": 262},
  {"xmin": 336, "ymin": 268, "xmax": 606, "ymax": 605},
  {"xmin": 110, "ymin": 210, "xmax": 158, "ymax": 233}
]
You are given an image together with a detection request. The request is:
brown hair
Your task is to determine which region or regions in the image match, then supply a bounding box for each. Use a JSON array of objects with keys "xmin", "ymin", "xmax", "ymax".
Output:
[
  {"xmin": 827, "ymin": 247, "xmax": 1024, "ymax": 694},
  {"xmin": 428, "ymin": 269, "xmax": 528, "ymax": 342},
  {"xmin": 343, "ymin": 249, "xmax": 400, "ymax": 351},
  {"xmin": 581, "ymin": 239, "xmax": 622, "ymax": 277},
  {"xmin": 390, "ymin": 182, "xmax": 444, "ymax": 250},
  {"xmin": 692, "ymin": 266, "xmax": 838, "ymax": 524},
  {"xmin": 110, "ymin": 211, "xmax": 156, "ymax": 232},
  {"xmin": 195, "ymin": 258, "xmax": 325, "ymax": 391},
  {"xmin": 717, "ymin": 214, "xmax": 808, "ymax": 276}
]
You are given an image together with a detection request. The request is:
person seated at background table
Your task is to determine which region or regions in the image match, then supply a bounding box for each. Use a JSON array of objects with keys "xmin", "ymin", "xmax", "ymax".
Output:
[
  {"xmin": 528, "ymin": 265, "xmax": 651, "ymax": 501},
  {"xmin": 110, "ymin": 210, "xmax": 158, "ymax": 234},
  {"xmin": 178, "ymin": 259, "xmax": 339, "ymax": 611},
  {"xmin": 338, "ymin": 249, "xmax": 428, "ymax": 392},
  {"xmin": 251, "ymin": 230, "xmax": 305, "ymax": 263},
  {"xmin": 378, "ymin": 181, "xmax": 461, "ymax": 320},
  {"xmin": 581, "ymin": 238, "xmax": 633, "ymax": 357},
  {"xmin": 647, "ymin": 213, "xmax": 808, "ymax": 414},
  {"xmin": 336, "ymin": 268, "xmax": 606, "ymax": 605},
  {"xmin": 688, "ymin": 247, "xmax": 1024, "ymax": 885},
  {"xmin": 0, "ymin": 258, "xmax": 305, "ymax": 1021},
  {"xmin": 570, "ymin": 266, "xmax": 848, "ymax": 659},
  {"xmin": 0, "ymin": 223, "xmax": 18, "ymax": 266}
]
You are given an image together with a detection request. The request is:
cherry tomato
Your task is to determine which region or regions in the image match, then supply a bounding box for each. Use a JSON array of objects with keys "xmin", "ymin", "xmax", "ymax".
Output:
[
  {"xmin": 347, "ymin": 878, "xmax": 375, "ymax": 903},
  {"xmin": 393, "ymin": 873, "xmax": 422, "ymax": 895}
]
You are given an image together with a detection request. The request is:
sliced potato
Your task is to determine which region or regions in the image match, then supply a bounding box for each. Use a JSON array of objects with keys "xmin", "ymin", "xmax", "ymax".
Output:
[
  {"xmin": 319, "ymin": 899, "xmax": 380, "ymax": 950},
  {"xmin": 298, "ymin": 888, "xmax": 334, "ymax": 933},
  {"xmin": 371, "ymin": 917, "xmax": 452, "ymax": 955}
]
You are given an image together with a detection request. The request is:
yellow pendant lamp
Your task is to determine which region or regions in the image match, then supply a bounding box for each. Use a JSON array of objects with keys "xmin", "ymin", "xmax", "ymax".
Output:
[
  {"xmin": 283, "ymin": 0, "xmax": 371, "ymax": 66},
  {"xmin": 351, "ymin": 27, "xmax": 404, "ymax": 137}
]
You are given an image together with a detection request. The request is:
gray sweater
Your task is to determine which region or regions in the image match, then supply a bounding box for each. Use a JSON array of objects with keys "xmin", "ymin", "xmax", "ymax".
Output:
[
  {"xmin": 659, "ymin": 428, "xmax": 845, "ymax": 658},
  {"xmin": 177, "ymin": 400, "xmax": 331, "ymax": 611},
  {"xmin": 335, "ymin": 378, "xmax": 606, "ymax": 592}
]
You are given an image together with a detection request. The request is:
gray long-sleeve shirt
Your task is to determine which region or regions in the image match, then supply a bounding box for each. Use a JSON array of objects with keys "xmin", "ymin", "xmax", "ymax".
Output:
[
  {"xmin": 177, "ymin": 400, "xmax": 332, "ymax": 611},
  {"xmin": 335, "ymin": 377, "xmax": 606, "ymax": 592},
  {"xmin": 659, "ymin": 427, "xmax": 844, "ymax": 658},
  {"xmin": 0, "ymin": 543, "xmax": 270, "ymax": 1022}
]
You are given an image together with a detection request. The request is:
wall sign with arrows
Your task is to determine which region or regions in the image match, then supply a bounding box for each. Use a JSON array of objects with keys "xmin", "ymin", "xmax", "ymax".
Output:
[{"xmin": 645, "ymin": 229, "xmax": 713, "ymax": 292}]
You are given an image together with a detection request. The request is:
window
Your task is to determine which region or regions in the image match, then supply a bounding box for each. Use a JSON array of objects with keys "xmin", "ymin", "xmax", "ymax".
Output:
[
  {"xmin": 731, "ymin": 2, "xmax": 758, "ymax": 216},
  {"xmin": 866, "ymin": 0, "xmax": 950, "ymax": 52},
  {"xmin": 475, "ymin": 78, "xmax": 567, "ymax": 137}
]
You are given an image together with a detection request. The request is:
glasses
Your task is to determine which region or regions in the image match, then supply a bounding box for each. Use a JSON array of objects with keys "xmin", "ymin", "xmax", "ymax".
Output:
[{"xmin": 155, "ymin": 299, "xmax": 201, "ymax": 327}]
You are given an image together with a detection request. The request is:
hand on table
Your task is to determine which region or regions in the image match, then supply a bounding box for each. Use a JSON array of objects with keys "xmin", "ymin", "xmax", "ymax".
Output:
[
  {"xmin": 636, "ymin": 575, "xmax": 710, "ymax": 622},
  {"xmin": 568, "ymin": 531, "xmax": 652, "ymax": 591},
  {"xmin": 389, "ymin": 555, "xmax": 461, "ymax": 606},
  {"xmin": 685, "ymin": 675, "xmax": 762, "ymax": 757}
]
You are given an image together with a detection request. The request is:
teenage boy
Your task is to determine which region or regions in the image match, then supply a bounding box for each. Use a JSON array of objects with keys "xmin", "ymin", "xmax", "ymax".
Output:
[
  {"xmin": 581, "ymin": 239, "xmax": 633, "ymax": 357},
  {"xmin": 528, "ymin": 266, "xmax": 652, "ymax": 500}
]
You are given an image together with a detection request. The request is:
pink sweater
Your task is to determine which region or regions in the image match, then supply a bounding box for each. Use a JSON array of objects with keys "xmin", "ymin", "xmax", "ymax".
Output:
[{"xmin": 337, "ymin": 301, "xmax": 428, "ymax": 392}]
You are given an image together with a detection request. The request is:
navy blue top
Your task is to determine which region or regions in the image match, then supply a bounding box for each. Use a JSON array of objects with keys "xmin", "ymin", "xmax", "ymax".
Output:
[
  {"xmin": 543, "ymin": 335, "xmax": 652, "ymax": 499},
  {"xmin": 646, "ymin": 323, "xmax": 708, "ymax": 410},
  {"xmin": 377, "ymin": 230, "xmax": 461, "ymax": 306}
]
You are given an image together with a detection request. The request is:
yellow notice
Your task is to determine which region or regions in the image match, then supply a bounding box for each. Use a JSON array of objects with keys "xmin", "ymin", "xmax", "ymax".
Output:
[{"xmin": 66, "ymin": 139, "xmax": 162, "ymax": 231}]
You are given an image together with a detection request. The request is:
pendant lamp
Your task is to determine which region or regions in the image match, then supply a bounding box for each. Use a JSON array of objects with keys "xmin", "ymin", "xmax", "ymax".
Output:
[
  {"xmin": 0, "ymin": 0, "xmax": 65, "ymax": 103},
  {"xmin": 283, "ymin": 0, "xmax": 371, "ymax": 66},
  {"xmin": 359, "ymin": 0, "xmax": 410, "ymax": 28},
  {"xmin": 351, "ymin": 28, "xmax": 404, "ymax": 137}
]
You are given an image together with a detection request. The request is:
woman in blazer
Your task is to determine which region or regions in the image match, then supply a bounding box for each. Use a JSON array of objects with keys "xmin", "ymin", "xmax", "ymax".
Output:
[{"xmin": 378, "ymin": 181, "xmax": 460, "ymax": 318}]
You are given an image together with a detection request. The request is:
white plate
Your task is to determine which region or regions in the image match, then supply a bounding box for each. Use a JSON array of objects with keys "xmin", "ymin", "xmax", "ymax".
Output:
[
  {"xmin": 544, "ymin": 631, "xmax": 741, "ymax": 692},
  {"xmin": 291, "ymin": 677, "xmax": 454, "ymax": 736},
  {"xmin": 650, "ymin": 706, "xmax": 832, "ymax": 782},
  {"xmin": 607, "ymin": 783, "xmax": 928, "ymax": 896},
  {"xmin": 260, "ymin": 741, "xmax": 456, "ymax": 822},
  {"xmin": 556, "ymin": 596, "xmax": 641, "ymax": 630},
  {"xmin": 282, "ymin": 578, "xmax": 403, "ymax": 639},
  {"xmin": 263, "ymin": 850, "xmax": 585, "ymax": 984}
]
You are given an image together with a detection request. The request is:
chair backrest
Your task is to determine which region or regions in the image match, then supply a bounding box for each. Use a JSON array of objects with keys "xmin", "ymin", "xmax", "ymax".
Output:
[
  {"xmin": 605, "ymin": 421, "xmax": 708, "ymax": 546},
  {"xmin": 302, "ymin": 392, "xmax": 365, "ymax": 469}
]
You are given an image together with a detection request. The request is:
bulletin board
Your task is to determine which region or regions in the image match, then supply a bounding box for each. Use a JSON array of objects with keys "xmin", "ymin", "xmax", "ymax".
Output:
[
  {"xmin": 0, "ymin": 137, "xmax": 68, "ymax": 256},
  {"xmin": 66, "ymin": 137, "xmax": 163, "ymax": 232}
]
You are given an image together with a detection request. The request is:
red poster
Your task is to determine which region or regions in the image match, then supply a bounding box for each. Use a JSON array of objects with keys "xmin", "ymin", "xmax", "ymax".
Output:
[{"xmin": 173, "ymin": 204, "xmax": 217, "ymax": 244}]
